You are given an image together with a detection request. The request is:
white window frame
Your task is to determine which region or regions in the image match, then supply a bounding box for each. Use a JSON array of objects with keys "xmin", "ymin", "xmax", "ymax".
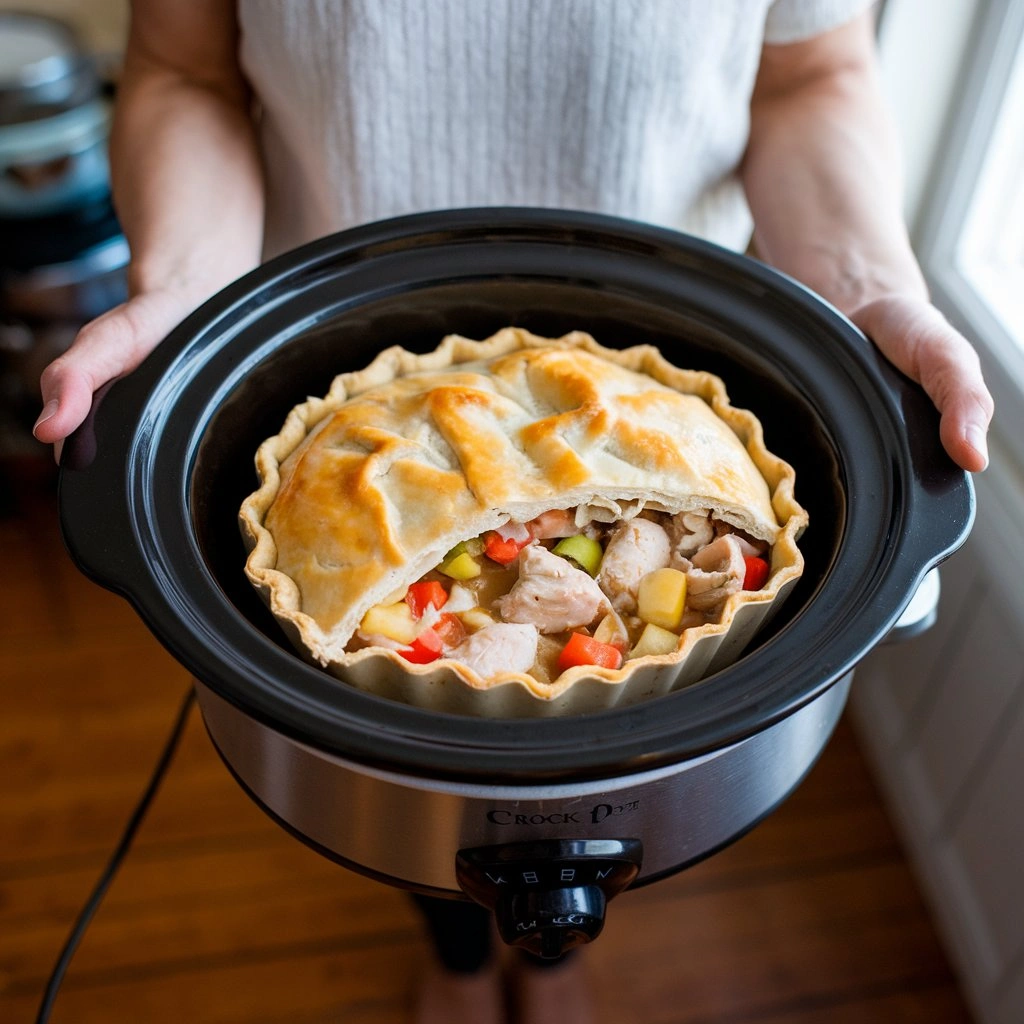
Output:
[{"xmin": 910, "ymin": 1, "xmax": 1024, "ymax": 457}]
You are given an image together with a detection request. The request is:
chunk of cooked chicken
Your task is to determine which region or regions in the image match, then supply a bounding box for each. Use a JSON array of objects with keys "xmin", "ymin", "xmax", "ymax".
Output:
[
  {"xmin": 497, "ymin": 543, "xmax": 608, "ymax": 633},
  {"xmin": 446, "ymin": 622, "xmax": 539, "ymax": 677},
  {"xmin": 722, "ymin": 530, "xmax": 767, "ymax": 559},
  {"xmin": 667, "ymin": 511, "xmax": 715, "ymax": 565},
  {"xmin": 598, "ymin": 517, "xmax": 671, "ymax": 614},
  {"xmin": 686, "ymin": 534, "xmax": 746, "ymax": 612}
]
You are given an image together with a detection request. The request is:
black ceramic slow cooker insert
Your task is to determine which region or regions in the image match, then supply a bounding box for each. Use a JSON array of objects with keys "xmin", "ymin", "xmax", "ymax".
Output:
[{"xmin": 58, "ymin": 209, "xmax": 974, "ymax": 956}]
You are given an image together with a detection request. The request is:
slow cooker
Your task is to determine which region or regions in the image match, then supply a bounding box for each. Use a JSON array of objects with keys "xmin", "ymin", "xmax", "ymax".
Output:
[{"xmin": 58, "ymin": 209, "xmax": 974, "ymax": 958}]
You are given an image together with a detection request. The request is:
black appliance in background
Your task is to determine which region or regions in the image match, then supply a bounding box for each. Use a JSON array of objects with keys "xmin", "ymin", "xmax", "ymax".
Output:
[{"xmin": 0, "ymin": 10, "xmax": 127, "ymax": 461}]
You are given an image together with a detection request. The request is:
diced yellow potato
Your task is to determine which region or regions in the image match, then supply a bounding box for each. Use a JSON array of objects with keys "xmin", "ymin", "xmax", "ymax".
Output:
[
  {"xmin": 360, "ymin": 602, "xmax": 419, "ymax": 644},
  {"xmin": 637, "ymin": 567, "xmax": 687, "ymax": 629},
  {"xmin": 440, "ymin": 551, "xmax": 482, "ymax": 579},
  {"xmin": 628, "ymin": 622, "xmax": 681, "ymax": 659},
  {"xmin": 459, "ymin": 607, "xmax": 495, "ymax": 632}
]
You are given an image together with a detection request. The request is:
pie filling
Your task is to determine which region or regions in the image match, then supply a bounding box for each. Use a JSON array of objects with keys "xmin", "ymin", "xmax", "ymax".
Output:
[{"xmin": 350, "ymin": 506, "xmax": 771, "ymax": 683}]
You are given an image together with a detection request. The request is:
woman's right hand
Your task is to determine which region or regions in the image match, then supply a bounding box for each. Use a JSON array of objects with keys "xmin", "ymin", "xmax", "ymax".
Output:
[
  {"xmin": 32, "ymin": 287, "xmax": 198, "ymax": 459},
  {"xmin": 33, "ymin": 0, "xmax": 266, "ymax": 460}
]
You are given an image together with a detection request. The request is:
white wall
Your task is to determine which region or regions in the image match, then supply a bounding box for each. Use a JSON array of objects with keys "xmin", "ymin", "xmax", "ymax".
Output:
[{"xmin": 877, "ymin": 0, "xmax": 984, "ymax": 231}]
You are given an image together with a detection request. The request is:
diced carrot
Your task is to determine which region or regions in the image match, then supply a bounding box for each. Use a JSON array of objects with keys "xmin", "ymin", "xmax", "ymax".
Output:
[
  {"xmin": 433, "ymin": 612, "xmax": 467, "ymax": 647},
  {"xmin": 557, "ymin": 632, "xmax": 623, "ymax": 673},
  {"xmin": 405, "ymin": 580, "xmax": 448, "ymax": 618},
  {"xmin": 399, "ymin": 628, "xmax": 443, "ymax": 664},
  {"xmin": 483, "ymin": 531, "xmax": 530, "ymax": 565},
  {"xmin": 743, "ymin": 556, "xmax": 770, "ymax": 591}
]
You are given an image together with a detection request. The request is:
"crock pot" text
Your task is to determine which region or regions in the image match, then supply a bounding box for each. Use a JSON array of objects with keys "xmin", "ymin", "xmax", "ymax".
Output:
[{"xmin": 486, "ymin": 800, "xmax": 640, "ymax": 826}]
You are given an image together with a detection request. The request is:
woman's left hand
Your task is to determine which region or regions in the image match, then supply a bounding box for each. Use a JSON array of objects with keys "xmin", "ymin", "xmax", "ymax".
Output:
[{"xmin": 850, "ymin": 294, "xmax": 993, "ymax": 472}]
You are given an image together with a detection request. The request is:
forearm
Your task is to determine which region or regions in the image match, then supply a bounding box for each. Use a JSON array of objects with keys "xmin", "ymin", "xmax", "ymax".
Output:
[
  {"xmin": 738, "ymin": 13, "xmax": 992, "ymax": 473},
  {"xmin": 741, "ymin": 21, "xmax": 926, "ymax": 315},
  {"xmin": 110, "ymin": 46, "xmax": 264, "ymax": 302},
  {"xmin": 33, "ymin": 0, "xmax": 265, "ymax": 451}
]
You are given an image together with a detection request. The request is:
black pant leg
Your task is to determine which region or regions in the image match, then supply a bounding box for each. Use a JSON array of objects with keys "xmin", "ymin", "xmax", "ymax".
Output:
[
  {"xmin": 411, "ymin": 894, "xmax": 574, "ymax": 971},
  {"xmin": 411, "ymin": 893, "xmax": 494, "ymax": 973}
]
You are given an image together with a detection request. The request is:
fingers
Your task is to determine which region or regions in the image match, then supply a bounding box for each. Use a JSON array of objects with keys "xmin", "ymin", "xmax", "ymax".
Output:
[
  {"xmin": 33, "ymin": 364, "xmax": 96, "ymax": 447},
  {"xmin": 850, "ymin": 296, "xmax": 994, "ymax": 473},
  {"xmin": 33, "ymin": 289, "xmax": 194, "ymax": 452}
]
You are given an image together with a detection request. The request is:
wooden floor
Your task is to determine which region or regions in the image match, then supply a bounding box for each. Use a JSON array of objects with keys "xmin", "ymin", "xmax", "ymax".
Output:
[{"xmin": 1, "ymin": 457, "xmax": 976, "ymax": 1024}]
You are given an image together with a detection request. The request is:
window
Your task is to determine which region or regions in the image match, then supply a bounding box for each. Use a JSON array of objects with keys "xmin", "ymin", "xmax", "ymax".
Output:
[
  {"xmin": 910, "ymin": 1, "xmax": 1024, "ymax": 444},
  {"xmin": 953, "ymin": 19, "xmax": 1024, "ymax": 359}
]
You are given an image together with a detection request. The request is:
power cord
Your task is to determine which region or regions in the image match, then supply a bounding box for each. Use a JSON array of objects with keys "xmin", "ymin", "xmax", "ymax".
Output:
[{"xmin": 35, "ymin": 687, "xmax": 197, "ymax": 1024}]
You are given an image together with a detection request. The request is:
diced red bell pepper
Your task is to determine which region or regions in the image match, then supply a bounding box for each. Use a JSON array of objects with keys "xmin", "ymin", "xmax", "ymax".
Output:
[
  {"xmin": 483, "ymin": 531, "xmax": 531, "ymax": 565},
  {"xmin": 557, "ymin": 632, "xmax": 623, "ymax": 673},
  {"xmin": 405, "ymin": 580, "xmax": 448, "ymax": 619},
  {"xmin": 399, "ymin": 627, "xmax": 443, "ymax": 664},
  {"xmin": 743, "ymin": 556, "xmax": 770, "ymax": 591},
  {"xmin": 433, "ymin": 612, "xmax": 467, "ymax": 647}
]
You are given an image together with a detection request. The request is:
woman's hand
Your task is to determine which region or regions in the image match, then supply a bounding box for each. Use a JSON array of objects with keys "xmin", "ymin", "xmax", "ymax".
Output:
[
  {"xmin": 32, "ymin": 287, "xmax": 199, "ymax": 458},
  {"xmin": 33, "ymin": 0, "xmax": 264, "ymax": 461},
  {"xmin": 850, "ymin": 295, "xmax": 992, "ymax": 472}
]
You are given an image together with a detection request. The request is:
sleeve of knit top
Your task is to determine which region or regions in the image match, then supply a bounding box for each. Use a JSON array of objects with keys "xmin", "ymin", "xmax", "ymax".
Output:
[{"xmin": 764, "ymin": 0, "xmax": 877, "ymax": 45}]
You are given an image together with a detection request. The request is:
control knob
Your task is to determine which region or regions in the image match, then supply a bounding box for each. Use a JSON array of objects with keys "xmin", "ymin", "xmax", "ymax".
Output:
[{"xmin": 456, "ymin": 838, "xmax": 643, "ymax": 959}]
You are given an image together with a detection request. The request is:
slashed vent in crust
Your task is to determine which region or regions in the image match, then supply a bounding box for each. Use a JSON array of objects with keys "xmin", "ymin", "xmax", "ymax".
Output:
[{"xmin": 239, "ymin": 329, "xmax": 808, "ymax": 716}]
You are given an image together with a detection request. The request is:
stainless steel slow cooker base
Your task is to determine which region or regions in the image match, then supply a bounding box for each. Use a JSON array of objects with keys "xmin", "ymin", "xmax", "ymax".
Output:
[{"xmin": 195, "ymin": 672, "xmax": 852, "ymax": 893}]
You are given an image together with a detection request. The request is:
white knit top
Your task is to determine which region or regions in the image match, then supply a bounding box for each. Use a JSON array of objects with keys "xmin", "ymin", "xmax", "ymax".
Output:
[{"xmin": 238, "ymin": 0, "xmax": 872, "ymax": 259}]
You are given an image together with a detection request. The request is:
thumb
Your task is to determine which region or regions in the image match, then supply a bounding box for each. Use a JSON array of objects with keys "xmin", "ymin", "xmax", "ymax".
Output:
[{"xmin": 34, "ymin": 289, "xmax": 194, "ymax": 451}]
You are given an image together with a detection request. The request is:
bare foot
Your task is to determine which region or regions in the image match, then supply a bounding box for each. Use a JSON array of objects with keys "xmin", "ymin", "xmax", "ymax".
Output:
[
  {"xmin": 510, "ymin": 953, "xmax": 596, "ymax": 1024},
  {"xmin": 412, "ymin": 961, "xmax": 506, "ymax": 1024}
]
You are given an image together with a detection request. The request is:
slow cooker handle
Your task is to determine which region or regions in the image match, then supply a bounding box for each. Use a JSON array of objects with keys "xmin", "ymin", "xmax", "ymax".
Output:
[
  {"xmin": 867, "ymin": 341, "xmax": 977, "ymax": 610},
  {"xmin": 57, "ymin": 379, "xmax": 151, "ymax": 597}
]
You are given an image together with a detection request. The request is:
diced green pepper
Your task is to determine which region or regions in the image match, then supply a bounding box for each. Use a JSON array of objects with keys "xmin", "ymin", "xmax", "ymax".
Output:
[
  {"xmin": 439, "ymin": 550, "xmax": 482, "ymax": 579},
  {"xmin": 443, "ymin": 537, "xmax": 484, "ymax": 562},
  {"xmin": 552, "ymin": 534, "xmax": 603, "ymax": 576},
  {"xmin": 443, "ymin": 540, "xmax": 468, "ymax": 561}
]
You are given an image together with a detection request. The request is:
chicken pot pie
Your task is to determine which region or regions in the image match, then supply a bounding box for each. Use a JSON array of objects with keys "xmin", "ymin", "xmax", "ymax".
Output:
[{"xmin": 240, "ymin": 328, "xmax": 808, "ymax": 717}]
